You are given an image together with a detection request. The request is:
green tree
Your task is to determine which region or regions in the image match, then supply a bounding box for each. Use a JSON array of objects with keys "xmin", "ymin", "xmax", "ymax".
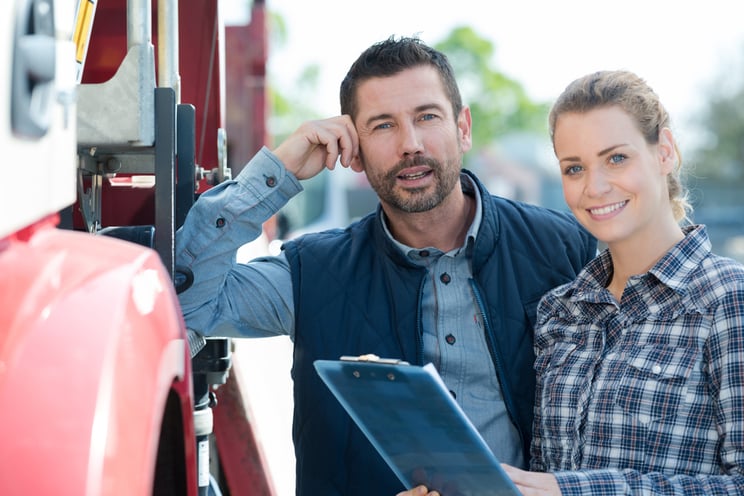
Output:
[{"xmin": 434, "ymin": 26, "xmax": 550, "ymax": 158}]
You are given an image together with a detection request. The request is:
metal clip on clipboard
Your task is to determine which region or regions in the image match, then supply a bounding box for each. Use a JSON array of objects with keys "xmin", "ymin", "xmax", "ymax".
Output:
[{"xmin": 339, "ymin": 354, "xmax": 410, "ymax": 365}]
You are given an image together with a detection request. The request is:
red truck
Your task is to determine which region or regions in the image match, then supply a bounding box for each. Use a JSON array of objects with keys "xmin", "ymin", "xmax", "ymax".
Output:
[{"xmin": 1, "ymin": 0, "xmax": 275, "ymax": 493}]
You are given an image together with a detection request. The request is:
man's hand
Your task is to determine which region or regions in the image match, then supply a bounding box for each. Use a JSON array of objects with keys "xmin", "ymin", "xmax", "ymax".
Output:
[
  {"xmin": 396, "ymin": 485, "xmax": 439, "ymax": 496},
  {"xmin": 273, "ymin": 115, "xmax": 362, "ymax": 180}
]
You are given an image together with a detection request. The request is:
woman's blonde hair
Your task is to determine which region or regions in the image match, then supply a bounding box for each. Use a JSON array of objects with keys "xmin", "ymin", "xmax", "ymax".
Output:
[{"xmin": 549, "ymin": 70, "xmax": 691, "ymax": 222}]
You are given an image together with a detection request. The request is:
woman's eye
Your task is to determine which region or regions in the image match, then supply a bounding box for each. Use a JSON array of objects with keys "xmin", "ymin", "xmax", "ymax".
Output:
[
  {"xmin": 564, "ymin": 165, "xmax": 583, "ymax": 176},
  {"xmin": 609, "ymin": 153, "xmax": 626, "ymax": 164}
]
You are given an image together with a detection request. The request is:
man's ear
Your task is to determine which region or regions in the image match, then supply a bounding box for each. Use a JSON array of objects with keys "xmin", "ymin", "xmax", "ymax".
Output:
[
  {"xmin": 658, "ymin": 127, "xmax": 677, "ymax": 174},
  {"xmin": 350, "ymin": 154, "xmax": 364, "ymax": 173},
  {"xmin": 458, "ymin": 106, "xmax": 473, "ymax": 153}
]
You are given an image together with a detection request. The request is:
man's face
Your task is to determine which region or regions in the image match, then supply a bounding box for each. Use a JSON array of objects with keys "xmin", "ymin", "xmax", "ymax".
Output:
[{"xmin": 353, "ymin": 66, "xmax": 472, "ymax": 214}]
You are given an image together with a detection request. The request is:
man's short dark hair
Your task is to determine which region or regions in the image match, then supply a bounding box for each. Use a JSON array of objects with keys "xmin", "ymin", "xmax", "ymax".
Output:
[{"xmin": 339, "ymin": 36, "xmax": 463, "ymax": 122}]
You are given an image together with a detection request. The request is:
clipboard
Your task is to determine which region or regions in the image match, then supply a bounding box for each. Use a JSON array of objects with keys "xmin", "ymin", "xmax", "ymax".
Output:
[{"xmin": 314, "ymin": 355, "xmax": 520, "ymax": 496}]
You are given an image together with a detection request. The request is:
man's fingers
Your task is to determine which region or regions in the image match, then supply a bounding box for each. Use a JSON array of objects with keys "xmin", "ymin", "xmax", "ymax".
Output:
[
  {"xmin": 273, "ymin": 115, "xmax": 360, "ymax": 179},
  {"xmin": 317, "ymin": 117, "xmax": 359, "ymax": 169},
  {"xmin": 338, "ymin": 117, "xmax": 360, "ymax": 168},
  {"xmin": 395, "ymin": 485, "xmax": 437, "ymax": 496}
]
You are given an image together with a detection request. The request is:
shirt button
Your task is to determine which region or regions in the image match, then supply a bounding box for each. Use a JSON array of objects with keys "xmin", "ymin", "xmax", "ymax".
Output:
[
  {"xmin": 652, "ymin": 364, "xmax": 662, "ymax": 375},
  {"xmin": 215, "ymin": 217, "xmax": 226, "ymax": 228},
  {"xmin": 440, "ymin": 273, "xmax": 451, "ymax": 284},
  {"xmin": 419, "ymin": 250, "xmax": 430, "ymax": 257},
  {"xmin": 445, "ymin": 333, "xmax": 456, "ymax": 345},
  {"xmin": 265, "ymin": 175, "xmax": 277, "ymax": 187}
]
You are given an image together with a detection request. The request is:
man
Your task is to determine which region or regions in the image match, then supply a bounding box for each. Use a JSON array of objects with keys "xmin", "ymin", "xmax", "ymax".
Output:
[{"xmin": 176, "ymin": 36, "xmax": 596, "ymax": 495}]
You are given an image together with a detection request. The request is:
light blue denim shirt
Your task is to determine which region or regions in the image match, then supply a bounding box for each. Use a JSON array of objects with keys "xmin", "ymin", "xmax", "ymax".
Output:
[
  {"xmin": 385, "ymin": 174, "xmax": 522, "ymax": 467},
  {"xmin": 176, "ymin": 147, "xmax": 523, "ymax": 466},
  {"xmin": 177, "ymin": 147, "xmax": 300, "ymax": 339}
]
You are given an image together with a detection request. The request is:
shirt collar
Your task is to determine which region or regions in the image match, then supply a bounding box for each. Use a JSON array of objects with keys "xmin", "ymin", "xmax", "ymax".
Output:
[
  {"xmin": 562, "ymin": 224, "xmax": 711, "ymax": 299},
  {"xmin": 381, "ymin": 172, "xmax": 482, "ymax": 258},
  {"xmin": 648, "ymin": 224, "xmax": 711, "ymax": 293}
]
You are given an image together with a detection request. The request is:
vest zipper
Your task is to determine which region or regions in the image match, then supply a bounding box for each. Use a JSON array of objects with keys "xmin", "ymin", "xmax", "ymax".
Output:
[
  {"xmin": 415, "ymin": 274, "xmax": 426, "ymax": 365},
  {"xmin": 468, "ymin": 278, "xmax": 524, "ymax": 446}
]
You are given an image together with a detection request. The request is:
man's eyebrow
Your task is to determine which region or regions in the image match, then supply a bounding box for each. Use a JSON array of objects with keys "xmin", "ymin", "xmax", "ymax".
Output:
[
  {"xmin": 415, "ymin": 103, "xmax": 445, "ymax": 113},
  {"xmin": 364, "ymin": 113, "xmax": 394, "ymax": 128}
]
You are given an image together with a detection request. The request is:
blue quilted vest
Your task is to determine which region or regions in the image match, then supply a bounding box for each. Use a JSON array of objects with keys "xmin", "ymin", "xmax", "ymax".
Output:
[{"xmin": 282, "ymin": 170, "xmax": 596, "ymax": 495}]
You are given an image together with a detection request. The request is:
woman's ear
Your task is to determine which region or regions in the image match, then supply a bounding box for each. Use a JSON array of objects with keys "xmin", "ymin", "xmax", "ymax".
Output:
[{"xmin": 658, "ymin": 127, "xmax": 677, "ymax": 174}]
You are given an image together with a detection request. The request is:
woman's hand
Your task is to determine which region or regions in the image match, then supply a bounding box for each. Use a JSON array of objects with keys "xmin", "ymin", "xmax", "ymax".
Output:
[
  {"xmin": 502, "ymin": 464, "xmax": 562, "ymax": 495},
  {"xmin": 395, "ymin": 466, "xmax": 561, "ymax": 496}
]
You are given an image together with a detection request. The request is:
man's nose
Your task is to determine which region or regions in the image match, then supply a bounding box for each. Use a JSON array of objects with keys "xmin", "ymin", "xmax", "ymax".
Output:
[{"xmin": 398, "ymin": 122, "xmax": 424, "ymax": 156}]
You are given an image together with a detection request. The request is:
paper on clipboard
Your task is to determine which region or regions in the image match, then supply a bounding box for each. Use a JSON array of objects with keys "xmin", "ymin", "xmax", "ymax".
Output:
[{"xmin": 314, "ymin": 356, "xmax": 520, "ymax": 496}]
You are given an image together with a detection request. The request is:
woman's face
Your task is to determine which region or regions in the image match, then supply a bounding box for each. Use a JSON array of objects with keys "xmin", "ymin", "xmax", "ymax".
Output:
[{"xmin": 553, "ymin": 106, "xmax": 676, "ymax": 248}]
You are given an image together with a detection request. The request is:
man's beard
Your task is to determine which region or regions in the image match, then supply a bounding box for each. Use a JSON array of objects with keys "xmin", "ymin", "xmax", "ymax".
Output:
[{"xmin": 367, "ymin": 155, "xmax": 461, "ymax": 213}]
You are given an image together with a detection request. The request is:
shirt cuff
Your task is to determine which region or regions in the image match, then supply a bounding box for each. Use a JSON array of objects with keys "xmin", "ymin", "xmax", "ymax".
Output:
[
  {"xmin": 234, "ymin": 146, "xmax": 303, "ymax": 207},
  {"xmin": 554, "ymin": 469, "xmax": 627, "ymax": 495}
]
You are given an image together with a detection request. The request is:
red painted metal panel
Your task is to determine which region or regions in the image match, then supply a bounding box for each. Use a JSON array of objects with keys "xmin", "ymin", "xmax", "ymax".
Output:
[
  {"xmin": 0, "ymin": 215, "xmax": 196, "ymax": 495},
  {"xmin": 225, "ymin": 0, "xmax": 269, "ymax": 177},
  {"xmin": 177, "ymin": 0, "xmax": 225, "ymax": 177}
]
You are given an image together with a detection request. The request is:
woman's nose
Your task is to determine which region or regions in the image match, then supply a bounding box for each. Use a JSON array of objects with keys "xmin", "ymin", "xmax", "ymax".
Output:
[{"xmin": 584, "ymin": 167, "xmax": 611, "ymax": 197}]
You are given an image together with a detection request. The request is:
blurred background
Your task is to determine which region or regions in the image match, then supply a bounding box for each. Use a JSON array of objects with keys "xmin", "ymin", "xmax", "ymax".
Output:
[
  {"xmin": 223, "ymin": 1, "xmax": 744, "ymax": 493},
  {"xmin": 227, "ymin": 0, "xmax": 744, "ymax": 262}
]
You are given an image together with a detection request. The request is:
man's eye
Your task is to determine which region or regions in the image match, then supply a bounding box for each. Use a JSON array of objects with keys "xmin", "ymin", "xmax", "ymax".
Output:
[
  {"xmin": 374, "ymin": 122, "xmax": 392, "ymax": 130},
  {"xmin": 420, "ymin": 113, "xmax": 437, "ymax": 121}
]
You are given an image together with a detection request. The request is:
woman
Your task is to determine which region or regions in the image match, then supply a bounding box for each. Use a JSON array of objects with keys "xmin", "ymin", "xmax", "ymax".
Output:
[{"xmin": 401, "ymin": 71, "xmax": 744, "ymax": 495}]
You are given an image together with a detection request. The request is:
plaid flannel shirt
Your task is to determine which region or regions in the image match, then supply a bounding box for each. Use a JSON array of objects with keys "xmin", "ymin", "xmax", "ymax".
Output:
[{"xmin": 531, "ymin": 225, "xmax": 744, "ymax": 495}]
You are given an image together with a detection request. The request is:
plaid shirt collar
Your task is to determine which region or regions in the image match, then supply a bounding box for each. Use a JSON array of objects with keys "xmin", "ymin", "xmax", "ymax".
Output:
[{"xmin": 558, "ymin": 224, "xmax": 710, "ymax": 302}]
